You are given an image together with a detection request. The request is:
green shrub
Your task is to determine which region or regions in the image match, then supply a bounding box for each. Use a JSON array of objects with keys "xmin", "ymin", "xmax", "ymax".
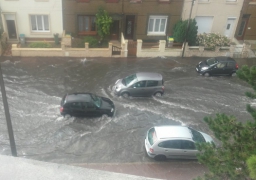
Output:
[
  {"xmin": 197, "ymin": 33, "xmax": 231, "ymax": 49},
  {"xmin": 83, "ymin": 36, "xmax": 98, "ymax": 48},
  {"xmin": 28, "ymin": 42, "xmax": 52, "ymax": 48},
  {"xmin": 247, "ymin": 155, "xmax": 256, "ymax": 180}
]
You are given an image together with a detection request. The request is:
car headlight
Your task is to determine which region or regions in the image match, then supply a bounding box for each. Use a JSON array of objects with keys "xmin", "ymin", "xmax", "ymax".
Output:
[
  {"xmin": 115, "ymin": 86, "xmax": 121, "ymax": 92},
  {"xmin": 111, "ymin": 108, "xmax": 114, "ymax": 112},
  {"xmin": 201, "ymin": 67, "xmax": 209, "ymax": 71}
]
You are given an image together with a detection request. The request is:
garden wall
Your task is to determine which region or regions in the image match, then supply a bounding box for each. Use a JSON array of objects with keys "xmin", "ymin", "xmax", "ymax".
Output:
[{"xmin": 12, "ymin": 42, "xmax": 113, "ymax": 57}]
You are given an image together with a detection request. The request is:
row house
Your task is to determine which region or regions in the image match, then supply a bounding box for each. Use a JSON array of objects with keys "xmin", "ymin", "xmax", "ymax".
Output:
[
  {"xmin": 235, "ymin": 0, "xmax": 256, "ymax": 40},
  {"xmin": 62, "ymin": 0, "xmax": 184, "ymax": 41},
  {"xmin": 182, "ymin": 0, "xmax": 243, "ymax": 40},
  {"xmin": 0, "ymin": 0, "xmax": 63, "ymax": 42}
]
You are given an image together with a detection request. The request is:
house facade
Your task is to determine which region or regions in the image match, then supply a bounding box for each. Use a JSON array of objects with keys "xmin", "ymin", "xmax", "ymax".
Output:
[
  {"xmin": 235, "ymin": 0, "xmax": 256, "ymax": 40},
  {"xmin": 182, "ymin": 0, "xmax": 243, "ymax": 40},
  {"xmin": 0, "ymin": 0, "xmax": 63, "ymax": 42},
  {"xmin": 62, "ymin": 0, "xmax": 184, "ymax": 41}
]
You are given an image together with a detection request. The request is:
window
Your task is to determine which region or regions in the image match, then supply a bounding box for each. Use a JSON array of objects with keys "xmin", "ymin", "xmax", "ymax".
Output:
[
  {"xmin": 147, "ymin": 80, "xmax": 158, "ymax": 87},
  {"xmin": 195, "ymin": 16, "xmax": 213, "ymax": 34},
  {"xmin": 147, "ymin": 16, "xmax": 168, "ymax": 35},
  {"xmin": 78, "ymin": 16, "xmax": 96, "ymax": 35},
  {"xmin": 227, "ymin": 62, "xmax": 235, "ymax": 68},
  {"xmin": 30, "ymin": 15, "xmax": 49, "ymax": 32},
  {"xmin": 132, "ymin": 81, "xmax": 147, "ymax": 88},
  {"xmin": 216, "ymin": 62, "xmax": 226, "ymax": 69},
  {"xmin": 181, "ymin": 140, "xmax": 196, "ymax": 150},
  {"xmin": 158, "ymin": 140, "xmax": 182, "ymax": 149}
]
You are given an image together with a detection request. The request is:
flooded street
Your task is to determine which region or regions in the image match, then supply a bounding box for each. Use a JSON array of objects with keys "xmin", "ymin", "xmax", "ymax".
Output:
[{"xmin": 0, "ymin": 56, "xmax": 253, "ymax": 164}]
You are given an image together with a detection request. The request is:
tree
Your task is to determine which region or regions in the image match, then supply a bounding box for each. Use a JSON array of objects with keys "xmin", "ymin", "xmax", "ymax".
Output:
[
  {"xmin": 195, "ymin": 65, "xmax": 256, "ymax": 180},
  {"xmin": 95, "ymin": 7, "xmax": 112, "ymax": 42},
  {"xmin": 172, "ymin": 19, "xmax": 198, "ymax": 46}
]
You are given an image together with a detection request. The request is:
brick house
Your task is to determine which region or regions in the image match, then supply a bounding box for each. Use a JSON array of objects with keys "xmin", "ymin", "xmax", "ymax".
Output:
[
  {"xmin": 235, "ymin": 0, "xmax": 256, "ymax": 40},
  {"xmin": 62, "ymin": 0, "xmax": 184, "ymax": 41}
]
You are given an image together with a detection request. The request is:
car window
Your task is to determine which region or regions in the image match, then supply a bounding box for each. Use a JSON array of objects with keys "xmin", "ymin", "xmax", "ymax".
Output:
[
  {"xmin": 70, "ymin": 102, "xmax": 83, "ymax": 109},
  {"xmin": 181, "ymin": 140, "xmax": 196, "ymax": 150},
  {"xmin": 188, "ymin": 127, "xmax": 206, "ymax": 143},
  {"xmin": 86, "ymin": 102, "xmax": 95, "ymax": 109},
  {"xmin": 158, "ymin": 140, "xmax": 182, "ymax": 149},
  {"xmin": 146, "ymin": 80, "xmax": 158, "ymax": 87},
  {"xmin": 132, "ymin": 81, "xmax": 146, "ymax": 88},
  {"xmin": 227, "ymin": 62, "xmax": 235, "ymax": 68},
  {"xmin": 206, "ymin": 58, "xmax": 218, "ymax": 66},
  {"xmin": 91, "ymin": 94, "xmax": 102, "ymax": 108},
  {"xmin": 216, "ymin": 62, "xmax": 226, "ymax": 69}
]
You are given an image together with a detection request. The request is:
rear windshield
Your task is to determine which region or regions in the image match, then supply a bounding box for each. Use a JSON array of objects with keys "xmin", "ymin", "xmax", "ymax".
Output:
[
  {"xmin": 206, "ymin": 58, "xmax": 218, "ymax": 66},
  {"xmin": 61, "ymin": 95, "xmax": 67, "ymax": 106},
  {"xmin": 148, "ymin": 128, "xmax": 157, "ymax": 145},
  {"xmin": 122, "ymin": 74, "xmax": 137, "ymax": 86}
]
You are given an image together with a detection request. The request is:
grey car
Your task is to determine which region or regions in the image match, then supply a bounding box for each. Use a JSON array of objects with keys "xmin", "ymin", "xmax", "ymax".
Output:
[
  {"xmin": 145, "ymin": 126, "xmax": 214, "ymax": 161},
  {"xmin": 113, "ymin": 72, "xmax": 164, "ymax": 97}
]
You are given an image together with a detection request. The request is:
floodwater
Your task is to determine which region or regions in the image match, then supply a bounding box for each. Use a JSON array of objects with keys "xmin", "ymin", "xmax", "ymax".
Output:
[{"xmin": 0, "ymin": 56, "xmax": 253, "ymax": 164}]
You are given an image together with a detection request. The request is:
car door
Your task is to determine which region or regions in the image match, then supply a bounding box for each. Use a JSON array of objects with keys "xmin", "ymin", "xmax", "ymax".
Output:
[
  {"xmin": 146, "ymin": 80, "xmax": 159, "ymax": 96},
  {"xmin": 69, "ymin": 102, "xmax": 84, "ymax": 116},
  {"xmin": 225, "ymin": 61, "xmax": 235, "ymax": 75},
  {"xmin": 157, "ymin": 140, "xmax": 183, "ymax": 158},
  {"xmin": 180, "ymin": 140, "xmax": 198, "ymax": 159},
  {"xmin": 128, "ymin": 80, "xmax": 147, "ymax": 97},
  {"xmin": 85, "ymin": 102, "xmax": 97, "ymax": 117},
  {"xmin": 210, "ymin": 62, "xmax": 227, "ymax": 75}
]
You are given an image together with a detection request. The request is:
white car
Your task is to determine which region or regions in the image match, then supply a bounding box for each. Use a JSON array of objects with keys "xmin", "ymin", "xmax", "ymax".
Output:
[{"xmin": 145, "ymin": 126, "xmax": 214, "ymax": 160}]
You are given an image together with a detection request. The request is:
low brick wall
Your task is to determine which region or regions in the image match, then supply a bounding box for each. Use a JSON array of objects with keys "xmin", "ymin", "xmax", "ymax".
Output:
[{"xmin": 12, "ymin": 43, "xmax": 113, "ymax": 57}]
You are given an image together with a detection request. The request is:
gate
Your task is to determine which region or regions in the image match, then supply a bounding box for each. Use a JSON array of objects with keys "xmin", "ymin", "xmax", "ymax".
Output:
[
  {"xmin": 112, "ymin": 45, "xmax": 121, "ymax": 55},
  {"xmin": 128, "ymin": 40, "xmax": 137, "ymax": 57}
]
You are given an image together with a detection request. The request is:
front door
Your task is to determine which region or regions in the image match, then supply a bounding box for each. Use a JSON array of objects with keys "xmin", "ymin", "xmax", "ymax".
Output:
[
  {"xmin": 6, "ymin": 20, "xmax": 17, "ymax": 39},
  {"xmin": 110, "ymin": 20, "xmax": 119, "ymax": 40},
  {"xmin": 225, "ymin": 18, "xmax": 236, "ymax": 37},
  {"xmin": 125, "ymin": 15, "xmax": 135, "ymax": 39}
]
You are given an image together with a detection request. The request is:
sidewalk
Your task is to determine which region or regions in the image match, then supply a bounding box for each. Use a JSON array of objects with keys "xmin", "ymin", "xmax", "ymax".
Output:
[{"xmin": 72, "ymin": 161, "xmax": 208, "ymax": 180}]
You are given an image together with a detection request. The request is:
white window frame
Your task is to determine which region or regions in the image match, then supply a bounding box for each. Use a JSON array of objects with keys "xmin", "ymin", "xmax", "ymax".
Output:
[
  {"xmin": 30, "ymin": 15, "xmax": 50, "ymax": 32},
  {"xmin": 226, "ymin": 0, "xmax": 237, "ymax": 2},
  {"xmin": 147, "ymin": 15, "xmax": 168, "ymax": 36}
]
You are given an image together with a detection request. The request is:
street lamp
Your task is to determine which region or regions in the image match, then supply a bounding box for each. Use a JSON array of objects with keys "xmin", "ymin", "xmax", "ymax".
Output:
[
  {"xmin": 182, "ymin": 0, "xmax": 196, "ymax": 58},
  {"xmin": 0, "ymin": 63, "xmax": 17, "ymax": 157}
]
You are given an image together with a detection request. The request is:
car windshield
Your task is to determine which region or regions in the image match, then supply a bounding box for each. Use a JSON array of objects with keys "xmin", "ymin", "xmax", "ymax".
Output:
[
  {"xmin": 188, "ymin": 128, "xmax": 206, "ymax": 143},
  {"xmin": 91, "ymin": 94, "xmax": 102, "ymax": 108},
  {"xmin": 206, "ymin": 58, "xmax": 218, "ymax": 66},
  {"xmin": 122, "ymin": 74, "xmax": 137, "ymax": 86},
  {"xmin": 148, "ymin": 128, "xmax": 157, "ymax": 145}
]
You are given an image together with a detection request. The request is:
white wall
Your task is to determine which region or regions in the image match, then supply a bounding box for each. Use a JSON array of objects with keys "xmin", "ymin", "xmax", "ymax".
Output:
[
  {"xmin": 0, "ymin": 0, "xmax": 63, "ymax": 39},
  {"xmin": 182, "ymin": 0, "xmax": 243, "ymax": 40}
]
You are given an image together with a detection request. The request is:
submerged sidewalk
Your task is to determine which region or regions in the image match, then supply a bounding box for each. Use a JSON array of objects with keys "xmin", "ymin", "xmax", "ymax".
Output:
[{"xmin": 73, "ymin": 161, "xmax": 208, "ymax": 180}]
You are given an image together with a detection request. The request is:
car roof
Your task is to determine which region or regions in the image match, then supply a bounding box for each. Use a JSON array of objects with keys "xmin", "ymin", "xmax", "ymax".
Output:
[
  {"xmin": 65, "ymin": 93, "xmax": 92, "ymax": 103},
  {"xmin": 215, "ymin": 56, "xmax": 236, "ymax": 62},
  {"xmin": 135, "ymin": 72, "xmax": 163, "ymax": 81},
  {"xmin": 154, "ymin": 126, "xmax": 192, "ymax": 140}
]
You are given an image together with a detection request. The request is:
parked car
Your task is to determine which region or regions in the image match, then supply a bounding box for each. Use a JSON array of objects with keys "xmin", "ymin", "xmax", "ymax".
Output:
[
  {"xmin": 60, "ymin": 93, "xmax": 115, "ymax": 117},
  {"xmin": 196, "ymin": 56, "xmax": 238, "ymax": 77},
  {"xmin": 145, "ymin": 126, "xmax": 214, "ymax": 161},
  {"xmin": 113, "ymin": 72, "xmax": 164, "ymax": 97}
]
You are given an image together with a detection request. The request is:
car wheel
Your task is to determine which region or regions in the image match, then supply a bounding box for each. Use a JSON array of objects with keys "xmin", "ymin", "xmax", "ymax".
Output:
[
  {"xmin": 231, "ymin": 72, "xmax": 236, "ymax": 77},
  {"xmin": 102, "ymin": 114, "xmax": 109, "ymax": 118},
  {"xmin": 154, "ymin": 155, "xmax": 167, "ymax": 161},
  {"xmin": 154, "ymin": 92, "xmax": 162, "ymax": 97},
  {"xmin": 204, "ymin": 72, "xmax": 210, "ymax": 77},
  {"xmin": 121, "ymin": 92, "xmax": 130, "ymax": 98}
]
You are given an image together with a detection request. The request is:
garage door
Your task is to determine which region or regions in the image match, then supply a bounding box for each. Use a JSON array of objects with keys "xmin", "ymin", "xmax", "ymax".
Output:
[{"xmin": 195, "ymin": 16, "xmax": 213, "ymax": 34}]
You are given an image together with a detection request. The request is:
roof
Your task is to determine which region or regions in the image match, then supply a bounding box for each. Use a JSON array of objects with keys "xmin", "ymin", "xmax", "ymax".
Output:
[
  {"xmin": 154, "ymin": 126, "xmax": 192, "ymax": 140},
  {"xmin": 216, "ymin": 56, "xmax": 236, "ymax": 62},
  {"xmin": 135, "ymin": 72, "xmax": 163, "ymax": 81},
  {"xmin": 66, "ymin": 93, "xmax": 92, "ymax": 103}
]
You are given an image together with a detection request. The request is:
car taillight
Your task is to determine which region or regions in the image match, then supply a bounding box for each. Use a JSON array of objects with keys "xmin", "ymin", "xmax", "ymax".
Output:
[
  {"xmin": 60, "ymin": 107, "xmax": 64, "ymax": 112},
  {"xmin": 149, "ymin": 148, "xmax": 154, "ymax": 153},
  {"xmin": 235, "ymin": 64, "xmax": 239, "ymax": 69}
]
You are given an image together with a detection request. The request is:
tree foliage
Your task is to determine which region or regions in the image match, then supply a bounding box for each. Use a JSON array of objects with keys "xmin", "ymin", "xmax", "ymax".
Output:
[
  {"xmin": 195, "ymin": 65, "xmax": 256, "ymax": 180},
  {"xmin": 95, "ymin": 7, "xmax": 112, "ymax": 41},
  {"xmin": 247, "ymin": 155, "xmax": 256, "ymax": 179},
  {"xmin": 172, "ymin": 19, "xmax": 198, "ymax": 46}
]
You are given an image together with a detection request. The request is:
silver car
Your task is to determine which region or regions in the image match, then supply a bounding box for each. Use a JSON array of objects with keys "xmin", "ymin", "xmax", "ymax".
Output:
[
  {"xmin": 113, "ymin": 72, "xmax": 164, "ymax": 97},
  {"xmin": 145, "ymin": 126, "xmax": 214, "ymax": 161}
]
